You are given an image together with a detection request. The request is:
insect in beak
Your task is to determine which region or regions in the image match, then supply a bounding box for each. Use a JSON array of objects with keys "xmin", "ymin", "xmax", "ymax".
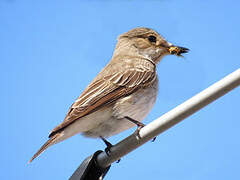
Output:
[{"xmin": 168, "ymin": 46, "xmax": 189, "ymax": 57}]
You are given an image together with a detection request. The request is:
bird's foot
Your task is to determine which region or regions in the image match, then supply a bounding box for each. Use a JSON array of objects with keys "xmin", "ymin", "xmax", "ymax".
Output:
[
  {"xmin": 100, "ymin": 136, "xmax": 112, "ymax": 156},
  {"xmin": 100, "ymin": 136, "xmax": 121, "ymax": 163},
  {"xmin": 124, "ymin": 116, "xmax": 145, "ymax": 139},
  {"xmin": 124, "ymin": 116, "xmax": 156, "ymax": 142}
]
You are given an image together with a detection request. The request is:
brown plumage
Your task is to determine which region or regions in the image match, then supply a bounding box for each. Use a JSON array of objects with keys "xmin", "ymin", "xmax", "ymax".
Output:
[
  {"xmin": 49, "ymin": 56, "xmax": 156, "ymax": 137},
  {"xmin": 29, "ymin": 27, "xmax": 188, "ymax": 163},
  {"xmin": 28, "ymin": 133, "xmax": 61, "ymax": 163}
]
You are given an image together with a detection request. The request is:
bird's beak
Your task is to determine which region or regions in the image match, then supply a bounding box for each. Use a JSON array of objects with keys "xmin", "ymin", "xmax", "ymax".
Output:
[{"xmin": 168, "ymin": 45, "xmax": 189, "ymax": 57}]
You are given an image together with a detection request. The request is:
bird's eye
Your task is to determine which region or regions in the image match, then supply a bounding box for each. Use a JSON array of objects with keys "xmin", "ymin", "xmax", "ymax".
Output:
[{"xmin": 148, "ymin": 35, "xmax": 157, "ymax": 43}]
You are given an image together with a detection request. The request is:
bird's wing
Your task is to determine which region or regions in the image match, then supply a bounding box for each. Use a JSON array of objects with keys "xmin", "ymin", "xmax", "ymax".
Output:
[{"xmin": 49, "ymin": 57, "xmax": 156, "ymax": 137}]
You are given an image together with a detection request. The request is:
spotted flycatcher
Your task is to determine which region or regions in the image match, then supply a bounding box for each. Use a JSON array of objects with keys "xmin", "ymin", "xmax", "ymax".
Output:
[{"xmin": 29, "ymin": 27, "xmax": 189, "ymax": 163}]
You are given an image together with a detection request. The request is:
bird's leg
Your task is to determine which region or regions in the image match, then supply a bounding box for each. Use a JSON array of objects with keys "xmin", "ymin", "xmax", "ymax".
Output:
[
  {"xmin": 124, "ymin": 116, "xmax": 157, "ymax": 141},
  {"xmin": 100, "ymin": 136, "xmax": 112, "ymax": 156},
  {"xmin": 124, "ymin": 116, "xmax": 145, "ymax": 131},
  {"xmin": 100, "ymin": 136, "xmax": 120, "ymax": 163}
]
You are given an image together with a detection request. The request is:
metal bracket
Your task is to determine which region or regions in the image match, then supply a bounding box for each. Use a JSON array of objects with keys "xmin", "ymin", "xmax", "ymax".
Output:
[{"xmin": 69, "ymin": 150, "xmax": 111, "ymax": 180}]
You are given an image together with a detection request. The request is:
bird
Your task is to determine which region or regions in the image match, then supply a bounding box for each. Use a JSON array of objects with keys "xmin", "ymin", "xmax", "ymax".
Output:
[{"xmin": 29, "ymin": 27, "xmax": 189, "ymax": 163}]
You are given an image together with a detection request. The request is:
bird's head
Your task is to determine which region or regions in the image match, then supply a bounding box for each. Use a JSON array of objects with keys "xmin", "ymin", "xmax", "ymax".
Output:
[{"xmin": 115, "ymin": 27, "xmax": 189, "ymax": 63}]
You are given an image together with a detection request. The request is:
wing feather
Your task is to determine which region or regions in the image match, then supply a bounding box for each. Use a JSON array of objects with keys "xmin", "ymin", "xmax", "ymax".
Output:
[{"xmin": 49, "ymin": 57, "xmax": 156, "ymax": 137}]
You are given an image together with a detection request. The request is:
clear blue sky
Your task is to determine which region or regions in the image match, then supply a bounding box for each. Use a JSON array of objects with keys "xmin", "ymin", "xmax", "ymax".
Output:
[{"xmin": 1, "ymin": 0, "xmax": 240, "ymax": 179}]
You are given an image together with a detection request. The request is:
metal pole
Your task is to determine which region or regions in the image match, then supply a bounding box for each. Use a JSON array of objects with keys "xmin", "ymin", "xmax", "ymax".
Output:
[{"xmin": 96, "ymin": 68, "xmax": 240, "ymax": 168}]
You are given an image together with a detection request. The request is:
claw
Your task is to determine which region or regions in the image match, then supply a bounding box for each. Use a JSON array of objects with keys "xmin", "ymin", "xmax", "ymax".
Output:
[
  {"xmin": 125, "ymin": 116, "xmax": 157, "ymax": 142},
  {"xmin": 100, "ymin": 136, "xmax": 112, "ymax": 156},
  {"xmin": 125, "ymin": 116, "xmax": 145, "ymax": 139},
  {"xmin": 100, "ymin": 136, "xmax": 121, "ymax": 163},
  {"xmin": 152, "ymin": 137, "xmax": 157, "ymax": 142}
]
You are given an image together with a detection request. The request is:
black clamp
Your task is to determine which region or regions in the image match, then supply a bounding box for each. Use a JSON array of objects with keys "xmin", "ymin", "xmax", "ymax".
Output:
[{"xmin": 69, "ymin": 150, "xmax": 111, "ymax": 180}]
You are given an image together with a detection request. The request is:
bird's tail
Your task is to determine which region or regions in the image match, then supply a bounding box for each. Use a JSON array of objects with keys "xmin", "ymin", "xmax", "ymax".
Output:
[{"xmin": 28, "ymin": 133, "xmax": 62, "ymax": 164}]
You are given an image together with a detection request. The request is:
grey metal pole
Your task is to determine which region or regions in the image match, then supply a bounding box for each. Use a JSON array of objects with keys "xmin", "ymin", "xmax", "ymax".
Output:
[{"xmin": 96, "ymin": 68, "xmax": 240, "ymax": 168}]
